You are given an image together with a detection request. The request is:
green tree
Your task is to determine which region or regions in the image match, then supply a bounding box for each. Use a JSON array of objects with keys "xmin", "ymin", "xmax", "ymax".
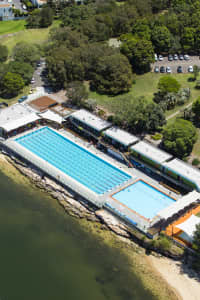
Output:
[
  {"xmin": 90, "ymin": 53, "xmax": 133, "ymax": 95},
  {"xmin": 66, "ymin": 81, "xmax": 88, "ymax": 107},
  {"xmin": 192, "ymin": 96, "xmax": 200, "ymax": 122},
  {"xmin": 162, "ymin": 119, "xmax": 197, "ymax": 158},
  {"xmin": 151, "ymin": 25, "xmax": 171, "ymax": 52},
  {"xmin": 158, "ymin": 76, "xmax": 181, "ymax": 94},
  {"xmin": 193, "ymin": 65, "xmax": 199, "ymax": 81},
  {"xmin": 7, "ymin": 61, "xmax": 34, "ymax": 85},
  {"xmin": 40, "ymin": 7, "xmax": 54, "ymax": 28},
  {"xmin": 120, "ymin": 36, "xmax": 154, "ymax": 73},
  {"xmin": 181, "ymin": 27, "xmax": 195, "ymax": 52},
  {"xmin": 1, "ymin": 72, "xmax": 24, "ymax": 98},
  {"xmin": 0, "ymin": 44, "xmax": 8, "ymax": 63},
  {"xmin": 13, "ymin": 42, "xmax": 40, "ymax": 66},
  {"xmin": 112, "ymin": 96, "xmax": 165, "ymax": 133}
]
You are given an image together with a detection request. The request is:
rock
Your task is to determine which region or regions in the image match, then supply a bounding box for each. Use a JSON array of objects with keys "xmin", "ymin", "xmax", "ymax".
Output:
[{"xmin": 95, "ymin": 209, "xmax": 130, "ymax": 238}]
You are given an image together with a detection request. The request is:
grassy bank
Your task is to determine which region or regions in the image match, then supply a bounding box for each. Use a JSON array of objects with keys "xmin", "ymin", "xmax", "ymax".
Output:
[
  {"xmin": 0, "ymin": 20, "xmax": 60, "ymax": 53},
  {"xmin": 0, "ymin": 20, "xmax": 26, "ymax": 35},
  {"xmin": 0, "ymin": 154, "xmax": 178, "ymax": 300},
  {"xmin": 89, "ymin": 73, "xmax": 200, "ymax": 118}
]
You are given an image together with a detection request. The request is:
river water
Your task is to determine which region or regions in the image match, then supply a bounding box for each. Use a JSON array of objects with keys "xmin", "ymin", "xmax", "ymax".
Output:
[{"xmin": 0, "ymin": 170, "xmax": 156, "ymax": 300}]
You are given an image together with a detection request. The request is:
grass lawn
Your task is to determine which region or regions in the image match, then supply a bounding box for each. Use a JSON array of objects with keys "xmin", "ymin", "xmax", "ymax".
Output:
[
  {"xmin": 0, "ymin": 20, "xmax": 60, "ymax": 53},
  {"xmin": 0, "ymin": 20, "xmax": 26, "ymax": 36},
  {"xmin": 89, "ymin": 72, "xmax": 200, "ymax": 116}
]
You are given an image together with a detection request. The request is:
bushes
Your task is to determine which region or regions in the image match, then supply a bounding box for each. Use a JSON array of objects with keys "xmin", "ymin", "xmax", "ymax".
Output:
[{"xmin": 192, "ymin": 158, "xmax": 200, "ymax": 166}]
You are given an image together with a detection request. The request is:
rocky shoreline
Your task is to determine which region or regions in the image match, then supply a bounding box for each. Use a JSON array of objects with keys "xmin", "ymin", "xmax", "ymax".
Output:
[{"xmin": 6, "ymin": 154, "xmax": 132, "ymax": 239}]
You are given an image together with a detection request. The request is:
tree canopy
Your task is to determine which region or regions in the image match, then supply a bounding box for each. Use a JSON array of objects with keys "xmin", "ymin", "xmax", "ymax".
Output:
[
  {"xmin": 0, "ymin": 44, "xmax": 8, "ymax": 63},
  {"xmin": 90, "ymin": 53, "xmax": 133, "ymax": 95},
  {"xmin": 13, "ymin": 42, "xmax": 40, "ymax": 66},
  {"xmin": 158, "ymin": 76, "xmax": 181, "ymax": 94},
  {"xmin": 162, "ymin": 119, "xmax": 197, "ymax": 158},
  {"xmin": 1, "ymin": 72, "xmax": 24, "ymax": 98},
  {"xmin": 120, "ymin": 36, "xmax": 154, "ymax": 73},
  {"xmin": 110, "ymin": 96, "xmax": 166, "ymax": 134}
]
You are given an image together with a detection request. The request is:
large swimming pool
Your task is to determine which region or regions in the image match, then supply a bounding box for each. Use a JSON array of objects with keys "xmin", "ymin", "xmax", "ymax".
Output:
[
  {"xmin": 112, "ymin": 180, "xmax": 175, "ymax": 219},
  {"xmin": 15, "ymin": 127, "xmax": 131, "ymax": 195}
]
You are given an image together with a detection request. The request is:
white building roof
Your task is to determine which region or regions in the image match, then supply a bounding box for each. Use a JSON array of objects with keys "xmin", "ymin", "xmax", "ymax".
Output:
[
  {"xmin": 164, "ymin": 159, "xmax": 200, "ymax": 191},
  {"xmin": 39, "ymin": 110, "xmax": 63, "ymax": 124},
  {"xmin": 1, "ymin": 113, "xmax": 40, "ymax": 132},
  {"xmin": 130, "ymin": 141, "xmax": 172, "ymax": 164},
  {"xmin": 176, "ymin": 214, "xmax": 200, "ymax": 241},
  {"xmin": 70, "ymin": 109, "xmax": 111, "ymax": 132},
  {"xmin": 104, "ymin": 127, "xmax": 138, "ymax": 147},
  {"xmin": 0, "ymin": 103, "xmax": 39, "ymax": 132},
  {"xmin": 158, "ymin": 191, "xmax": 200, "ymax": 220}
]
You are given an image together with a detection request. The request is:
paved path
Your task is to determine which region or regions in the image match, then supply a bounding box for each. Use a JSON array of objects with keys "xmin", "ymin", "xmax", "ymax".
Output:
[{"xmin": 166, "ymin": 102, "xmax": 193, "ymax": 120}]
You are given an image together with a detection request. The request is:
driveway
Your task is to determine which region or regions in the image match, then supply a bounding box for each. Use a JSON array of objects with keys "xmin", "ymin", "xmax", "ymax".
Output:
[
  {"xmin": 12, "ymin": 0, "xmax": 26, "ymax": 11},
  {"xmin": 152, "ymin": 55, "xmax": 200, "ymax": 74}
]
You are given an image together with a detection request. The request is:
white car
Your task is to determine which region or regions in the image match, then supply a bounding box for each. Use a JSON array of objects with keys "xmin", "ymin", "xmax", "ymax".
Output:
[
  {"xmin": 166, "ymin": 66, "xmax": 172, "ymax": 73},
  {"xmin": 155, "ymin": 54, "xmax": 158, "ymax": 61},
  {"xmin": 188, "ymin": 66, "xmax": 193, "ymax": 73},
  {"xmin": 184, "ymin": 54, "xmax": 190, "ymax": 60},
  {"xmin": 158, "ymin": 55, "xmax": 163, "ymax": 61}
]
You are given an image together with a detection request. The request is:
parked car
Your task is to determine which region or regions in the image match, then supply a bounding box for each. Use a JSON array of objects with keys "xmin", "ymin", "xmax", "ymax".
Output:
[
  {"xmin": 177, "ymin": 66, "xmax": 183, "ymax": 73},
  {"xmin": 173, "ymin": 54, "xmax": 178, "ymax": 60},
  {"xmin": 160, "ymin": 66, "xmax": 165, "ymax": 73},
  {"xmin": 155, "ymin": 54, "xmax": 158, "ymax": 61},
  {"xmin": 154, "ymin": 66, "xmax": 159, "ymax": 73},
  {"xmin": 166, "ymin": 66, "xmax": 172, "ymax": 73},
  {"xmin": 158, "ymin": 55, "xmax": 164, "ymax": 61},
  {"xmin": 168, "ymin": 54, "xmax": 173, "ymax": 61},
  {"xmin": 184, "ymin": 54, "xmax": 190, "ymax": 60},
  {"xmin": 18, "ymin": 95, "xmax": 28, "ymax": 103},
  {"xmin": 179, "ymin": 54, "xmax": 184, "ymax": 60},
  {"xmin": 188, "ymin": 65, "xmax": 193, "ymax": 73}
]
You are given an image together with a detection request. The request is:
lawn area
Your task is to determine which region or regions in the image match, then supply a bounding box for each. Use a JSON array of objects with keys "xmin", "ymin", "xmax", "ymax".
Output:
[
  {"xmin": 89, "ymin": 72, "xmax": 200, "ymax": 116},
  {"xmin": 0, "ymin": 20, "xmax": 26, "ymax": 36},
  {"xmin": 0, "ymin": 20, "xmax": 60, "ymax": 53}
]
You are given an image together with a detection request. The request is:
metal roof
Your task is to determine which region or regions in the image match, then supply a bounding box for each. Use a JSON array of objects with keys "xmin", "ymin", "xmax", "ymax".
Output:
[
  {"xmin": 130, "ymin": 141, "xmax": 172, "ymax": 164},
  {"xmin": 164, "ymin": 159, "xmax": 200, "ymax": 190},
  {"xmin": 39, "ymin": 110, "xmax": 63, "ymax": 124},
  {"xmin": 158, "ymin": 191, "xmax": 200, "ymax": 220},
  {"xmin": 1, "ymin": 113, "xmax": 40, "ymax": 132},
  {"xmin": 70, "ymin": 109, "xmax": 111, "ymax": 132},
  {"xmin": 104, "ymin": 127, "xmax": 138, "ymax": 147},
  {"xmin": 0, "ymin": 103, "xmax": 39, "ymax": 132}
]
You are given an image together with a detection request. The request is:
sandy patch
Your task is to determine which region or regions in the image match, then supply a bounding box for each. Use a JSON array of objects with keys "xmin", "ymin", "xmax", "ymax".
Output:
[{"xmin": 149, "ymin": 255, "xmax": 200, "ymax": 300}]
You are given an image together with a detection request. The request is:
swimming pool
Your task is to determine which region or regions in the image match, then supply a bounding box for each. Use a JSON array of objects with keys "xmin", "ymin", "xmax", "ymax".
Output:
[
  {"xmin": 15, "ymin": 127, "xmax": 131, "ymax": 195},
  {"xmin": 112, "ymin": 180, "xmax": 175, "ymax": 219}
]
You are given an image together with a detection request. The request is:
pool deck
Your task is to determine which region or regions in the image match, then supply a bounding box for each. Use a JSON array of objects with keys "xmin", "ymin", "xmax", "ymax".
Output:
[{"xmin": 3, "ymin": 126, "xmax": 181, "ymax": 232}]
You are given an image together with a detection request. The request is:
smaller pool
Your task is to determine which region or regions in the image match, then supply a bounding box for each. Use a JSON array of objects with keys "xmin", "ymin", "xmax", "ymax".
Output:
[{"xmin": 112, "ymin": 180, "xmax": 175, "ymax": 219}]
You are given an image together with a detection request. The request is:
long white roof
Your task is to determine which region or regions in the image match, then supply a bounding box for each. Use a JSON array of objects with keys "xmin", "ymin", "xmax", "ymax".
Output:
[
  {"xmin": 70, "ymin": 109, "xmax": 111, "ymax": 132},
  {"xmin": 0, "ymin": 103, "xmax": 39, "ymax": 132},
  {"xmin": 39, "ymin": 110, "xmax": 63, "ymax": 124},
  {"xmin": 164, "ymin": 159, "xmax": 200, "ymax": 190},
  {"xmin": 130, "ymin": 141, "xmax": 172, "ymax": 164},
  {"xmin": 104, "ymin": 127, "xmax": 138, "ymax": 147},
  {"xmin": 1, "ymin": 113, "xmax": 40, "ymax": 132},
  {"xmin": 158, "ymin": 191, "xmax": 200, "ymax": 220}
]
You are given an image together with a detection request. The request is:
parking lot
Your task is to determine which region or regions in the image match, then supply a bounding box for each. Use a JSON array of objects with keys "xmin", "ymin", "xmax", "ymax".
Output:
[{"xmin": 152, "ymin": 55, "xmax": 200, "ymax": 73}]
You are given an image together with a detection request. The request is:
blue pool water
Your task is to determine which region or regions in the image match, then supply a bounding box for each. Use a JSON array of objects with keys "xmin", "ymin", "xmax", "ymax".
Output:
[
  {"xmin": 15, "ymin": 127, "xmax": 131, "ymax": 195},
  {"xmin": 113, "ymin": 180, "xmax": 175, "ymax": 219}
]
